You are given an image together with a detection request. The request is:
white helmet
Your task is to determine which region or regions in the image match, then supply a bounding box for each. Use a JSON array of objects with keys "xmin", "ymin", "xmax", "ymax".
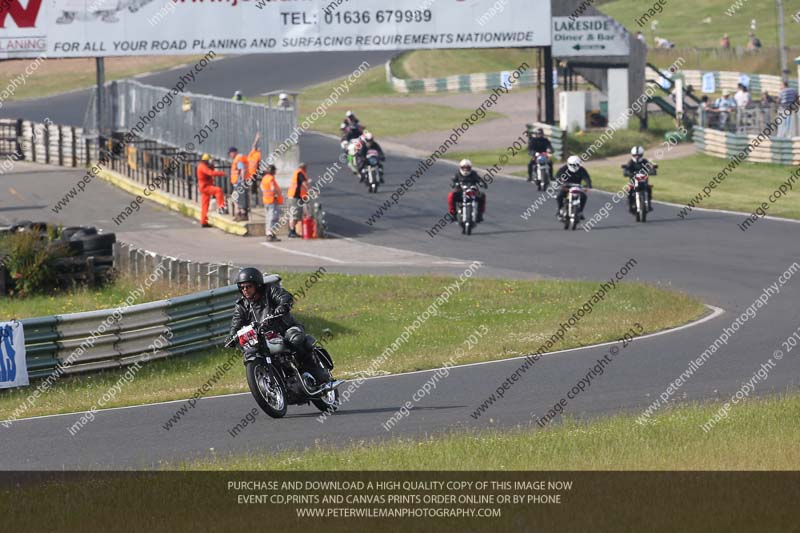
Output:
[
  {"xmin": 279, "ymin": 92, "xmax": 288, "ymax": 100},
  {"xmin": 346, "ymin": 110, "xmax": 354, "ymax": 118},
  {"xmin": 459, "ymin": 159, "xmax": 472, "ymax": 176},
  {"xmin": 630, "ymin": 146, "xmax": 644, "ymax": 161},
  {"xmin": 364, "ymin": 131, "xmax": 374, "ymax": 141},
  {"xmin": 567, "ymin": 155, "xmax": 582, "ymax": 172}
]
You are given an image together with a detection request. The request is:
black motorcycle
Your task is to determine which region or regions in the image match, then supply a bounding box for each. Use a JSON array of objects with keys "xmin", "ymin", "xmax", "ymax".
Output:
[
  {"xmin": 361, "ymin": 149, "xmax": 384, "ymax": 193},
  {"xmin": 457, "ymin": 183, "xmax": 481, "ymax": 235},
  {"xmin": 530, "ymin": 152, "xmax": 551, "ymax": 191},
  {"xmin": 558, "ymin": 185, "xmax": 585, "ymax": 230},
  {"xmin": 226, "ymin": 314, "xmax": 344, "ymax": 418},
  {"xmin": 622, "ymin": 164, "xmax": 656, "ymax": 223}
]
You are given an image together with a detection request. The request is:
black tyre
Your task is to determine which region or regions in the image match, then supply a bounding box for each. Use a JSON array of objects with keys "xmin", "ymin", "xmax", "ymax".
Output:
[
  {"xmin": 79, "ymin": 233, "xmax": 116, "ymax": 252},
  {"xmin": 312, "ymin": 388, "xmax": 340, "ymax": 414},
  {"xmin": 639, "ymin": 194, "xmax": 647, "ymax": 223},
  {"xmin": 563, "ymin": 216, "xmax": 570, "ymax": 230},
  {"xmin": 60, "ymin": 226, "xmax": 87, "ymax": 241},
  {"xmin": 69, "ymin": 227, "xmax": 98, "ymax": 241},
  {"xmin": 466, "ymin": 223, "xmax": 472, "ymax": 235},
  {"xmin": 245, "ymin": 360, "xmax": 288, "ymax": 418},
  {"xmin": 572, "ymin": 218, "xmax": 579, "ymax": 230},
  {"xmin": 62, "ymin": 240, "xmax": 84, "ymax": 256}
]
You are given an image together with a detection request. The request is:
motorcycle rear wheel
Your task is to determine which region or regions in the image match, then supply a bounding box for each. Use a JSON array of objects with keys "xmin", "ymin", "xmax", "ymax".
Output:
[
  {"xmin": 312, "ymin": 388, "xmax": 340, "ymax": 413},
  {"xmin": 246, "ymin": 361, "xmax": 288, "ymax": 419}
]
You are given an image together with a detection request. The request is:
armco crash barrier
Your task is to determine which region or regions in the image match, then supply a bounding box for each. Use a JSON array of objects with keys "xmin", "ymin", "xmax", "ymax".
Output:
[{"xmin": 16, "ymin": 282, "xmax": 262, "ymax": 382}]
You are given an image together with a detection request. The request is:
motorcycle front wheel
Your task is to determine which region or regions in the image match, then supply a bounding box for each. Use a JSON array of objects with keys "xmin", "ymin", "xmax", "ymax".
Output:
[{"xmin": 246, "ymin": 360, "xmax": 288, "ymax": 418}]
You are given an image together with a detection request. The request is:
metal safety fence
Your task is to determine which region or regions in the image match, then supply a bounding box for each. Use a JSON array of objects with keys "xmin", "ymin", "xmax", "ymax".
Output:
[
  {"xmin": 17, "ymin": 241, "xmax": 249, "ymax": 382},
  {"xmin": 83, "ymin": 79, "xmax": 298, "ymax": 168}
]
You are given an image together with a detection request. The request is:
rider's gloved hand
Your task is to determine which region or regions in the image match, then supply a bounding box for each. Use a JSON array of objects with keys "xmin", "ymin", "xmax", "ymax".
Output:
[{"xmin": 274, "ymin": 305, "xmax": 289, "ymax": 316}]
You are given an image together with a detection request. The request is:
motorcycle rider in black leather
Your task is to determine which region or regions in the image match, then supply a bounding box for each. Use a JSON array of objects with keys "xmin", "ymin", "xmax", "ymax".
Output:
[
  {"xmin": 229, "ymin": 267, "xmax": 330, "ymax": 384},
  {"xmin": 622, "ymin": 146, "xmax": 655, "ymax": 212},
  {"xmin": 555, "ymin": 155, "xmax": 592, "ymax": 217},
  {"xmin": 450, "ymin": 159, "xmax": 488, "ymax": 222},
  {"xmin": 527, "ymin": 127, "xmax": 554, "ymax": 181},
  {"xmin": 356, "ymin": 131, "xmax": 385, "ymax": 183}
]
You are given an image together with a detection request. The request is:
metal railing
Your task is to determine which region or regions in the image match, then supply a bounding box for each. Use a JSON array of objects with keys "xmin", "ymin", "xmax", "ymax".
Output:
[
  {"xmin": 83, "ymin": 79, "xmax": 298, "ymax": 166},
  {"xmin": 13, "ymin": 241, "xmax": 253, "ymax": 382},
  {"xmin": 698, "ymin": 104, "xmax": 800, "ymax": 136}
]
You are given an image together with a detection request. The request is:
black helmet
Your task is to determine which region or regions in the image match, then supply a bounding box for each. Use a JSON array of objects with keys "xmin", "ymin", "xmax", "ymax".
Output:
[{"xmin": 236, "ymin": 267, "xmax": 264, "ymax": 290}]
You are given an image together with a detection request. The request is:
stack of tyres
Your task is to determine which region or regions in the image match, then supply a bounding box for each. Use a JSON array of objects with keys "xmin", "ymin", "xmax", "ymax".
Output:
[{"xmin": 60, "ymin": 226, "xmax": 117, "ymax": 284}]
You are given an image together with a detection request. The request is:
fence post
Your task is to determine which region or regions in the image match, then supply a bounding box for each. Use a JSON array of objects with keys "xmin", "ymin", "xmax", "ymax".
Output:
[
  {"xmin": 168, "ymin": 258, "xmax": 179, "ymax": 289},
  {"xmin": 58, "ymin": 125, "xmax": 64, "ymax": 166},
  {"xmin": 187, "ymin": 262, "xmax": 199, "ymax": 290},
  {"xmin": 44, "ymin": 124, "xmax": 50, "ymax": 164},
  {"xmin": 218, "ymin": 264, "xmax": 229, "ymax": 288},
  {"xmin": 178, "ymin": 260, "xmax": 189, "ymax": 289}
]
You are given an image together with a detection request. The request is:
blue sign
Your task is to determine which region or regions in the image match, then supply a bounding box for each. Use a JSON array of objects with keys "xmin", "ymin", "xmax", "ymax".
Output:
[{"xmin": 0, "ymin": 321, "xmax": 28, "ymax": 389}]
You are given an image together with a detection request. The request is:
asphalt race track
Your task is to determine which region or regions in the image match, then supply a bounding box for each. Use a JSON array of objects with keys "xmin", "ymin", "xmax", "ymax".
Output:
[{"xmin": 1, "ymin": 56, "xmax": 799, "ymax": 469}]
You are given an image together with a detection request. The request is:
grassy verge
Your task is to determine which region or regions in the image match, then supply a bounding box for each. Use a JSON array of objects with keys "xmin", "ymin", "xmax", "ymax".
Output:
[
  {"xmin": 449, "ymin": 115, "xmax": 681, "ymax": 166},
  {"xmin": 0, "ymin": 272, "xmax": 704, "ymax": 419},
  {"xmin": 599, "ymin": 0, "xmax": 799, "ymax": 51},
  {"xmin": 0, "ymin": 55, "xmax": 210, "ymax": 101},
  {"xmin": 298, "ymin": 66, "xmax": 502, "ymax": 138},
  {"xmin": 589, "ymin": 153, "xmax": 800, "ymax": 219},
  {"xmin": 0, "ymin": 277, "xmax": 186, "ymax": 321},
  {"xmin": 181, "ymin": 392, "xmax": 800, "ymax": 470},
  {"xmin": 392, "ymin": 49, "xmax": 536, "ymax": 79},
  {"xmin": 648, "ymin": 48, "xmax": 800, "ymax": 79}
]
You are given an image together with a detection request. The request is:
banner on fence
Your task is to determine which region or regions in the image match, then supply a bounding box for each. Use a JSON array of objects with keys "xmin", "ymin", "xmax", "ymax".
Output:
[
  {"xmin": 0, "ymin": 0, "xmax": 551, "ymax": 59},
  {"xmin": 0, "ymin": 321, "xmax": 28, "ymax": 389}
]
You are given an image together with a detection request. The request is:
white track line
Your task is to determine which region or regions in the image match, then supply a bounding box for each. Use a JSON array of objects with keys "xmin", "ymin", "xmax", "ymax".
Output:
[
  {"xmin": 260, "ymin": 242, "xmax": 346, "ymax": 263},
  {"xmin": 1, "ymin": 305, "xmax": 722, "ymax": 426}
]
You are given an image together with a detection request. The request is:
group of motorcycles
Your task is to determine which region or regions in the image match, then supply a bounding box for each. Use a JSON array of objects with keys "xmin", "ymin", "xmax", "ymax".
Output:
[
  {"xmin": 529, "ymin": 151, "xmax": 656, "ymax": 230},
  {"xmin": 231, "ymin": 146, "xmax": 655, "ymax": 421},
  {"xmin": 341, "ymin": 138, "xmax": 384, "ymax": 194}
]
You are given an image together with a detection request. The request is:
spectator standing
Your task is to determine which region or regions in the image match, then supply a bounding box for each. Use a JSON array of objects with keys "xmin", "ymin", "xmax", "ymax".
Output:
[
  {"xmin": 734, "ymin": 84, "xmax": 751, "ymax": 108},
  {"xmin": 761, "ymin": 91, "xmax": 775, "ymax": 106},
  {"xmin": 196, "ymin": 154, "xmax": 227, "ymax": 228},
  {"xmin": 719, "ymin": 34, "xmax": 730, "ymax": 49},
  {"xmin": 246, "ymin": 133, "xmax": 262, "ymax": 206},
  {"xmin": 746, "ymin": 32, "xmax": 762, "ymax": 51},
  {"xmin": 228, "ymin": 146, "xmax": 248, "ymax": 221},
  {"xmin": 700, "ymin": 95, "xmax": 714, "ymax": 127},
  {"xmin": 261, "ymin": 164, "xmax": 283, "ymax": 242},
  {"xmin": 286, "ymin": 163, "xmax": 309, "ymax": 239},
  {"xmin": 778, "ymin": 81, "xmax": 799, "ymax": 137},
  {"xmin": 714, "ymin": 91, "xmax": 736, "ymax": 131}
]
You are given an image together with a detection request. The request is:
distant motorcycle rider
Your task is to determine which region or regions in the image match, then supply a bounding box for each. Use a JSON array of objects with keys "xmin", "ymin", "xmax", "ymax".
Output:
[
  {"xmin": 622, "ymin": 146, "xmax": 655, "ymax": 212},
  {"xmin": 340, "ymin": 121, "xmax": 363, "ymax": 142},
  {"xmin": 449, "ymin": 159, "xmax": 488, "ymax": 223},
  {"xmin": 356, "ymin": 131, "xmax": 385, "ymax": 183},
  {"xmin": 555, "ymin": 155, "xmax": 592, "ymax": 217},
  {"xmin": 229, "ymin": 267, "xmax": 330, "ymax": 384},
  {"xmin": 527, "ymin": 127, "xmax": 554, "ymax": 182},
  {"xmin": 340, "ymin": 111, "xmax": 363, "ymax": 142}
]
